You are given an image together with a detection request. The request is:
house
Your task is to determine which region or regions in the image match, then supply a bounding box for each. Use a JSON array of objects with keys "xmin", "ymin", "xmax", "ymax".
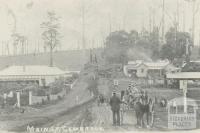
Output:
[
  {"xmin": 124, "ymin": 60, "xmax": 179, "ymax": 78},
  {"xmin": 0, "ymin": 65, "xmax": 71, "ymax": 87}
]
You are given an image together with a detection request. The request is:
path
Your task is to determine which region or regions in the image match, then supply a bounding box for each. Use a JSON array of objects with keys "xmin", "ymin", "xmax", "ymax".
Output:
[{"xmin": 0, "ymin": 79, "xmax": 92, "ymax": 132}]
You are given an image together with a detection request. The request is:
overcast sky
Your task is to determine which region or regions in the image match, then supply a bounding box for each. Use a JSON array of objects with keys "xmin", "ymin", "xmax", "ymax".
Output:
[{"xmin": 0, "ymin": 0, "xmax": 199, "ymax": 54}]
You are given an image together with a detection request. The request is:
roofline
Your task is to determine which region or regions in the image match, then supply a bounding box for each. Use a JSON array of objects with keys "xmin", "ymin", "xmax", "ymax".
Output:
[
  {"xmin": 0, "ymin": 74, "xmax": 65, "ymax": 77},
  {"xmin": 126, "ymin": 62, "xmax": 170, "ymax": 69},
  {"xmin": 166, "ymin": 72, "xmax": 200, "ymax": 79}
]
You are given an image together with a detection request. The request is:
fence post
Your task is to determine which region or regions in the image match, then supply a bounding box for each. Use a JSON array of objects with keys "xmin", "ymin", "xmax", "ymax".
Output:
[
  {"xmin": 29, "ymin": 91, "xmax": 32, "ymax": 105},
  {"xmin": 16, "ymin": 91, "xmax": 20, "ymax": 107}
]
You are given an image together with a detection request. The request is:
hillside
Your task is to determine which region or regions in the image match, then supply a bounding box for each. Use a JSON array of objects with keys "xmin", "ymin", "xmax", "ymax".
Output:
[
  {"xmin": 0, "ymin": 46, "xmax": 154, "ymax": 71},
  {"xmin": 0, "ymin": 50, "xmax": 93, "ymax": 71}
]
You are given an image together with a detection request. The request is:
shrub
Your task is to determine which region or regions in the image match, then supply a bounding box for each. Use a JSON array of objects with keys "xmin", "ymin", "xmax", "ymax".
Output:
[
  {"xmin": 51, "ymin": 87, "xmax": 62, "ymax": 95},
  {"xmin": 35, "ymin": 89, "xmax": 46, "ymax": 96}
]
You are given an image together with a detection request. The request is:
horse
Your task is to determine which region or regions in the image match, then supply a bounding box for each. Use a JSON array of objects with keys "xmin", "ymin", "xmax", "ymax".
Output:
[{"xmin": 125, "ymin": 89, "xmax": 153, "ymax": 128}]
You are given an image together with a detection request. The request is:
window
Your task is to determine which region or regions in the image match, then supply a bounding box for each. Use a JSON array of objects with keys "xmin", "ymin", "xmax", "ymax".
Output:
[
  {"xmin": 177, "ymin": 105, "xmax": 184, "ymax": 114},
  {"xmin": 187, "ymin": 105, "xmax": 194, "ymax": 114},
  {"xmin": 170, "ymin": 106, "xmax": 176, "ymax": 114}
]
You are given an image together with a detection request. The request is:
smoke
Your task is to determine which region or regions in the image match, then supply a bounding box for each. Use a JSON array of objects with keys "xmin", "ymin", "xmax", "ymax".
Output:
[{"xmin": 127, "ymin": 48, "xmax": 152, "ymax": 62}]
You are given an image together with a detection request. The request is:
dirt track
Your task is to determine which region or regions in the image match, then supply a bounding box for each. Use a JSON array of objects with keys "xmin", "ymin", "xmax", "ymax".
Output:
[{"xmin": 0, "ymin": 79, "xmax": 93, "ymax": 132}]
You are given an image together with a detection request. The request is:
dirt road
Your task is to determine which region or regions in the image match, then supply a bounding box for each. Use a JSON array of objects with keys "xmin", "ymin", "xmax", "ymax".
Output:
[{"xmin": 0, "ymin": 79, "xmax": 93, "ymax": 132}]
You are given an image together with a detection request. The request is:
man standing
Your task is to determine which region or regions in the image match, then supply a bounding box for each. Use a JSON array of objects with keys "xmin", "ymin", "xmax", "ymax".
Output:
[{"xmin": 110, "ymin": 91, "xmax": 121, "ymax": 126}]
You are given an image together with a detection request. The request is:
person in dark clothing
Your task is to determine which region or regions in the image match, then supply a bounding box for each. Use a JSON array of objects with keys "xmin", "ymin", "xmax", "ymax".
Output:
[{"xmin": 110, "ymin": 92, "xmax": 121, "ymax": 126}]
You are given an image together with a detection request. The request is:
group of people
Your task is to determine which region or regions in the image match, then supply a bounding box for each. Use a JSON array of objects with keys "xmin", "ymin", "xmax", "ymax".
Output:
[{"xmin": 109, "ymin": 83, "xmax": 155, "ymax": 128}]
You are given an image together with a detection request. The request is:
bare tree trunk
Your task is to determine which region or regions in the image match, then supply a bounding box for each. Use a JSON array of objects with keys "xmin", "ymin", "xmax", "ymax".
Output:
[
  {"xmin": 50, "ymin": 47, "xmax": 53, "ymax": 67},
  {"xmin": 162, "ymin": 0, "xmax": 165, "ymax": 44}
]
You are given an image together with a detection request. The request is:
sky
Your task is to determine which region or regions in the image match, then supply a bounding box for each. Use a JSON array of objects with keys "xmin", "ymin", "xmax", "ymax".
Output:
[{"xmin": 0, "ymin": 0, "xmax": 199, "ymax": 55}]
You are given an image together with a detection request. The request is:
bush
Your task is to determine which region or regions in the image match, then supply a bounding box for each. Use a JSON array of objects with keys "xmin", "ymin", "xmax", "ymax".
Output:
[
  {"xmin": 42, "ymin": 99, "xmax": 45, "ymax": 105},
  {"xmin": 51, "ymin": 87, "xmax": 62, "ymax": 95},
  {"xmin": 20, "ymin": 94, "xmax": 29, "ymax": 106},
  {"xmin": 72, "ymin": 73, "xmax": 79, "ymax": 79},
  {"xmin": 57, "ymin": 95, "xmax": 62, "ymax": 100},
  {"xmin": 6, "ymin": 97, "xmax": 17, "ymax": 105},
  {"xmin": 35, "ymin": 89, "xmax": 46, "ymax": 96}
]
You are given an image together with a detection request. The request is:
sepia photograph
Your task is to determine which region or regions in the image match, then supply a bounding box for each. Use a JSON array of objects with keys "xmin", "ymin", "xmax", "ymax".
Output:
[{"xmin": 0, "ymin": 0, "xmax": 200, "ymax": 132}]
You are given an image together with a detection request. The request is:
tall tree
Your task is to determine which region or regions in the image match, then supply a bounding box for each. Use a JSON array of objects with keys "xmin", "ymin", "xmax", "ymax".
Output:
[
  {"xmin": 41, "ymin": 11, "xmax": 61, "ymax": 67},
  {"xmin": 104, "ymin": 30, "xmax": 130, "ymax": 64},
  {"xmin": 149, "ymin": 27, "xmax": 160, "ymax": 60},
  {"xmin": 160, "ymin": 27, "xmax": 192, "ymax": 61}
]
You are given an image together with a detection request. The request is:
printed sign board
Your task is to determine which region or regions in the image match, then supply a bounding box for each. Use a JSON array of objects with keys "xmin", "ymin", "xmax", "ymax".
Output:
[
  {"xmin": 168, "ymin": 97, "xmax": 197, "ymax": 130},
  {"xmin": 168, "ymin": 113, "xmax": 196, "ymax": 129},
  {"xmin": 114, "ymin": 79, "xmax": 119, "ymax": 86}
]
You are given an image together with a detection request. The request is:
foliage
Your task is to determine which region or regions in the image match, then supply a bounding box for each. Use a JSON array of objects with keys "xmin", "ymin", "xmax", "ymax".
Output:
[
  {"xmin": 160, "ymin": 44, "xmax": 175, "ymax": 61},
  {"xmin": 182, "ymin": 62, "xmax": 200, "ymax": 72},
  {"xmin": 35, "ymin": 89, "xmax": 46, "ymax": 96},
  {"xmin": 104, "ymin": 30, "xmax": 131, "ymax": 64},
  {"xmin": 160, "ymin": 27, "xmax": 192, "ymax": 61},
  {"xmin": 72, "ymin": 73, "xmax": 79, "ymax": 80},
  {"xmin": 50, "ymin": 78, "xmax": 64, "ymax": 94},
  {"xmin": 149, "ymin": 27, "xmax": 160, "ymax": 60},
  {"xmin": 104, "ymin": 28, "xmax": 161, "ymax": 64},
  {"xmin": 41, "ymin": 11, "xmax": 61, "ymax": 66},
  {"xmin": 51, "ymin": 87, "xmax": 63, "ymax": 95}
]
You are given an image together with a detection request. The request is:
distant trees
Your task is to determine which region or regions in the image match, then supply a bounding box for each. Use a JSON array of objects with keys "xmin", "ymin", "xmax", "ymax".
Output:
[
  {"xmin": 160, "ymin": 27, "xmax": 192, "ymax": 61},
  {"xmin": 104, "ymin": 26, "xmax": 193, "ymax": 64},
  {"xmin": 104, "ymin": 28, "xmax": 161, "ymax": 64},
  {"xmin": 11, "ymin": 33, "xmax": 28, "ymax": 55},
  {"xmin": 41, "ymin": 11, "xmax": 61, "ymax": 67},
  {"xmin": 149, "ymin": 27, "xmax": 160, "ymax": 59},
  {"xmin": 104, "ymin": 30, "xmax": 131, "ymax": 64}
]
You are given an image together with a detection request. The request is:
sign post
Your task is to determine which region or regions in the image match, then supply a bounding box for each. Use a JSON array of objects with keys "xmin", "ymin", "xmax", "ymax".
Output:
[
  {"xmin": 16, "ymin": 91, "xmax": 20, "ymax": 108},
  {"xmin": 114, "ymin": 79, "xmax": 119, "ymax": 86},
  {"xmin": 29, "ymin": 91, "xmax": 32, "ymax": 105},
  {"xmin": 179, "ymin": 80, "xmax": 188, "ymax": 113}
]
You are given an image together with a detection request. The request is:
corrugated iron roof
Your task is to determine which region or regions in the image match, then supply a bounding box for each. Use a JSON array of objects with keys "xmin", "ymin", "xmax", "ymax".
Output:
[
  {"xmin": 167, "ymin": 72, "xmax": 200, "ymax": 79},
  {"xmin": 0, "ymin": 65, "xmax": 65, "ymax": 76},
  {"xmin": 126, "ymin": 60, "xmax": 171, "ymax": 70}
]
